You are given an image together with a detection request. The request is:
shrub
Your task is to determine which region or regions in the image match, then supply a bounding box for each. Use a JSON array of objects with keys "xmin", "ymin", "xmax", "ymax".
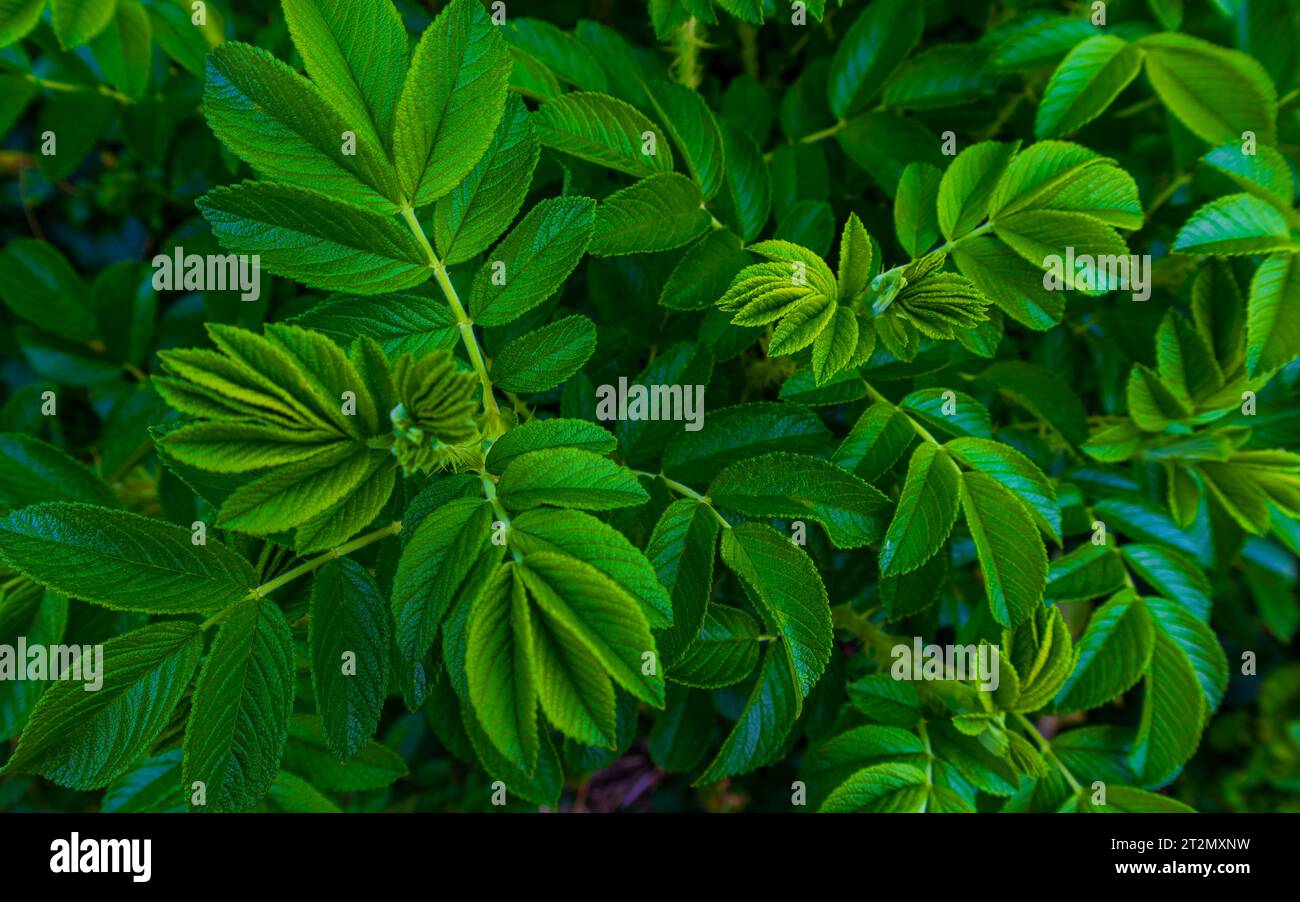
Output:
[{"xmin": 0, "ymin": 0, "xmax": 1298, "ymax": 814}]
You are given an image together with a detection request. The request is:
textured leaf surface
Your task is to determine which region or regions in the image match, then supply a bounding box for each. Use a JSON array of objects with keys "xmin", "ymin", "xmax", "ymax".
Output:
[
  {"xmin": 4, "ymin": 623, "xmax": 202, "ymax": 789},
  {"xmin": 0, "ymin": 503, "xmax": 257, "ymax": 613},
  {"xmin": 184, "ymin": 598, "xmax": 295, "ymax": 812}
]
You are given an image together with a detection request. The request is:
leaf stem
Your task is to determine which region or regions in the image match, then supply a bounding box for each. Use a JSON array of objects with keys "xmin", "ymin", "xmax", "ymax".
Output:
[
  {"xmin": 399, "ymin": 206, "xmax": 505, "ymax": 436},
  {"xmin": 1012, "ymin": 711, "xmax": 1084, "ymax": 795},
  {"xmin": 199, "ymin": 521, "xmax": 402, "ymax": 630},
  {"xmin": 633, "ymin": 469, "xmax": 731, "ymax": 529},
  {"xmin": 862, "ymin": 381, "xmax": 941, "ymax": 446},
  {"xmin": 24, "ymin": 73, "xmax": 131, "ymax": 104}
]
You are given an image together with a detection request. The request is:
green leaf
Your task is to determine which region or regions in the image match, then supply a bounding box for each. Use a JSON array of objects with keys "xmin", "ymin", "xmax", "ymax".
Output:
[
  {"xmin": 467, "ymin": 564, "xmax": 540, "ymax": 768},
  {"xmin": 709, "ymin": 452, "xmax": 890, "ymax": 548},
  {"xmin": 952, "ymin": 235, "xmax": 1064, "ymax": 330},
  {"xmin": 644, "ymin": 78, "xmax": 725, "ymax": 201},
  {"xmin": 310, "ymin": 558, "xmax": 390, "ymax": 761},
  {"xmin": 717, "ymin": 120, "xmax": 771, "ymax": 242},
  {"xmin": 289, "ymin": 292, "xmax": 458, "ymax": 359},
  {"xmin": 694, "ymin": 645, "xmax": 801, "ymax": 784},
  {"xmin": 1126, "ymin": 363, "xmax": 1190, "ymax": 432},
  {"xmin": 820, "ymin": 762, "xmax": 929, "ymax": 812},
  {"xmin": 1046, "ymin": 543, "xmax": 1127, "ymax": 603},
  {"xmin": 184, "ymin": 597, "xmax": 295, "ymax": 812},
  {"xmin": 0, "ymin": 0, "xmax": 44, "ymax": 47},
  {"xmin": 281, "ymin": 714, "xmax": 409, "ymax": 791},
  {"xmin": 1140, "ymin": 32, "xmax": 1277, "ymax": 145},
  {"xmin": 282, "ymin": 0, "xmax": 409, "ymax": 154},
  {"xmin": 484, "ymin": 418, "xmax": 617, "ymax": 474},
  {"xmin": 938, "ymin": 140, "xmax": 1019, "ymax": 241},
  {"xmin": 1075, "ymin": 785, "xmax": 1196, "ymax": 813},
  {"xmin": 505, "ymin": 18, "xmax": 607, "ymax": 91},
  {"xmin": 900, "ymin": 388, "xmax": 993, "ymax": 440},
  {"xmin": 1131, "ymin": 629, "xmax": 1206, "ymax": 787},
  {"xmin": 960, "ymin": 469, "xmax": 1048, "ymax": 627},
  {"xmin": 492, "ymin": 315, "xmax": 596, "ymax": 393},
  {"xmin": 205, "ymin": 42, "xmax": 402, "ymax": 212},
  {"xmin": 975, "ymin": 360, "xmax": 1089, "ymax": 446},
  {"xmin": 996, "ymin": 210, "xmax": 1132, "ymax": 293},
  {"xmin": 1155, "ymin": 309, "xmax": 1225, "ymax": 405},
  {"xmin": 0, "ymin": 239, "xmax": 96, "ymax": 344},
  {"xmin": 3, "ymin": 622, "xmax": 202, "ymax": 789},
  {"xmin": 1246, "ymin": 252, "xmax": 1300, "ymax": 376},
  {"xmin": 393, "ymin": 0, "xmax": 512, "ymax": 208},
  {"xmin": 1120, "ymin": 544, "xmax": 1213, "ymax": 621},
  {"xmin": 828, "ymin": 0, "xmax": 924, "ymax": 118},
  {"xmin": 893, "ymin": 162, "xmax": 943, "ymax": 258},
  {"xmin": 101, "ymin": 750, "xmax": 184, "ymax": 813},
  {"xmin": 433, "ymin": 93, "xmax": 540, "ymax": 265},
  {"xmin": 883, "ymin": 43, "xmax": 995, "ymax": 111},
  {"xmin": 1202, "ymin": 143, "xmax": 1296, "ymax": 216},
  {"xmin": 720, "ymin": 521, "xmax": 832, "ymax": 701},
  {"xmin": 197, "ymin": 182, "xmax": 429, "ymax": 295},
  {"xmin": 663, "ymin": 402, "xmax": 833, "ymax": 485},
  {"xmin": 391, "ymin": 497, "xmax": 492, "ymax": 660},
  {"xmin": 0, "ymin": 503, "xmax": 257, "ymax": 613},
  {"xmin": 646, "ymin": 499, "xmax": 720, "ymax": 665},
  {"xmin": 216, "ymin": 442, "xmax": 375, "ymax": 535},
  {"xmin": 648, "ymin": 685, "xmax": 714, "ymax": 773},
  {"xmin": 660, "ymin": 229, "xmax": 750, "ymax": 311},
  {"xmin": 0, "ymin": 586, "xmax": 67, "ymax": 744},
  {"xmin": 517, "ymin": 551, "xmax": 664, "ymax": 706},
  {"xmin": 509, "ymin": 507, "xmax": 673, "ymax": 629},
  {"xmin": 670, "ymin": 605, "xmax": 761, "ymax": 688},
  {"xmin": 833, "ymin": 402, "xmax": 915, "ymax": 483},
  {"xmin": 945, "ymin": 437, "xmax": 1061, "ymax": 543},
  {"xmin": 469, "ymin": 196, "xmax": 596, "ymax": 326},
  {"xmin": 1056, "ymin": 591, "xmax": 1155, "ymax": 711},
  {"xmin": 801, "ymin": 725, "xmax": 927, "ymax": 809},
  {"xmin": 847, "ymin": 673, "xmax": 920, "ymax": 727},
  {"xmin": 498, "ymin": 447, "xmax": 648, "ymax": 512},
  {"xmin": 989, "ymin": 141, "xmax": 1133, "ymax": 223},
  {"xmin": 0, "ymin": 433, "xmax": 118, "ymax": 510},
  {"xmin": 89, "ymin": 0, "xmax": 152, "ymax": 102},
  {"xmin": 1035, "ymin": 36, "xmax": 1143, "ymax": 139},
  {"xmin": 267, "ymin": 771, "xmax": 341, "ymax": 813},
  {"xmin": 590, "ymin": 173, "xmax": 711, "ymax": 256},
  {"xmin": 1145, "ymin": 595, "xmax": 1227, "ymax": 716},
  {"xmin": 534, "ymin": 91, "xmax": 673, "ymax": 178},
  {"xmin": 879, "ymin": 444, "xmax": 962, "ymax": 577},
  {"xmin": 52, "ymin": 0, "xmax": 115, "ymax": 48},
  {"xmin": 1173, "ymin": 194, "xmax": 1294, "ymax": 256}
]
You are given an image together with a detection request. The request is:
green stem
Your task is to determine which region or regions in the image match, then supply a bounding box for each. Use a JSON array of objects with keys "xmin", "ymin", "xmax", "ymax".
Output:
[
  {"xmin": 633, "ymin": 469, "xmax": 731, "ymax": 529},
  {"xmin": 25, "ymin": 73, "xmax": 131, "ymax": 104},
  {"xmin": 798, "ymin": 119, "xmax": 847, "ymax": 145},
  {"xmin": 917, "ymin": 718, "xmax": 934, "ymax": 811},
  {"xmin": 863, "ymin": 381, "xmax": 941, "ymax": 446},
  {"xmin": 674, "ymin": 17, "xmax": 702, "ymax": 89},
  {"xmin": 399, "ymin": 206, "xmax": 505, "ymax": 435},
  {"xmin": 199, "ymin": 521, "xmax": 402, "ymax": 630},
  {"xmin": 1013, "ymin": 712, "xmax": 1084, "ymax": 795}
]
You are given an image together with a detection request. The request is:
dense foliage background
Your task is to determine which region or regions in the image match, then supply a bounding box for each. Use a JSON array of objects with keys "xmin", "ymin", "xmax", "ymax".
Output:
[{"xmin": 1, "ymin": 0, "xmax": 1298, "ymax": 813}]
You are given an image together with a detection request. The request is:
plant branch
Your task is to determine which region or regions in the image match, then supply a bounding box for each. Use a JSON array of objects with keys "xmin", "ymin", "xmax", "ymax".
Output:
[
  {"xmin": 200, "ymin": 521, "xmax": 402, "ymax": 630},
  {"xmin": 399, "ymin": 206, "xmax": 505, "ymax": 436},
  {"xmin": 1013, "ymin": 711, "xmax": 1084, "ymax": 795},
  {"xmin": 633, "ymin": 469, "xmax": 732, "ymax": 529}
]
